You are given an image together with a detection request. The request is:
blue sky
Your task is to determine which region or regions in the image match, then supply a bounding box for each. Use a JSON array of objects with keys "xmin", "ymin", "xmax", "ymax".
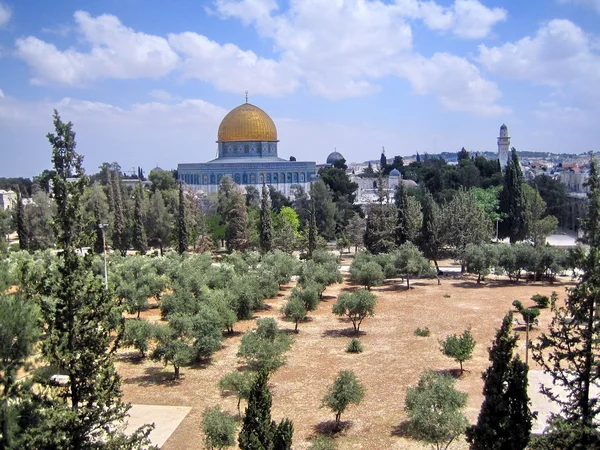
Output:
[{"xmin": 0, "ymin": 0, "xmax": 599, "ymax": 177}]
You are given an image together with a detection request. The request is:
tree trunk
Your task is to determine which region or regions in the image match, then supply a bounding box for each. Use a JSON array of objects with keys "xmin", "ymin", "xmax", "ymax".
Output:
[
  {"xmin": 406, "ymin": 276, "xmax": 410, "ymax": 290},
  {"xmin": 459, "ymin": 361, "xmax": 463, "ymax": 375},
  {"xmin": 294, "ymin": 321, "xmax": 298, "ymax": 332},
  {"xmin": 477, "ymin": 273, "xmax": 481, "ymax": 284},
  {"xmin": 174, "ymin": 365, "xmax": 180, "ymax": 379}
]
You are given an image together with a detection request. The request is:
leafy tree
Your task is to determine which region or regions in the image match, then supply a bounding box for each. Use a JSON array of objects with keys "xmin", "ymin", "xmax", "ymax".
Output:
[
  {"xmin": 461, "ymin": 244, "xmax": 498, "ymax": 284},
  {"xmin": 177, "ymin": 182, "xmax": 188, "ymax": 254},
  {"xmin": 273, "ymin": 206, "xmax": 300, "ymax": 253},
  {"xmin": 472, "ymin": 185, "xmax": 503, "ymax": 226},
  {"xmin": 332, "ymin": 289, "xmax": 376, "ymax": 335},
  {"xmin": 311, "ymin": 180, "xmax": 336, "ymax": 241},
  {"xmin": 147, "ymin": 189, "xmax": 172, "ymax": 254},
  {"xmin": 394, "ymin": 242, "xmax": 432, "ymax": 289},
  {"xmin": 440, "ymin": 329, "xmax": 476, "ymax": 375},
  {"xmin": 261, "ymin": 251, "xmax": 299, "ymax": 288},
  {"xmin": 246, "ymin": 185, "xmax": 261, "ymax": 209},
  {"xmin": 520, "ymin": 308, "xmax": 540, "ymax": 329},
  {"xmin": 260, "ymin": 184, "xmax": 274, "ymax": 254},
  {"xmin": 443, "ymin": 188, "xmax": 492, "ymax": 258},
  {"xmin": 82, "ymin": 182, "xmax": 111, "ymax": 253},
  {"xmin": 218, "ymin": 178, "xmax": 249, "ymax": 253},
  {"xmin": 349, "ymin": 259, "xmax": 384, "ymax": 290},
  {"xmin": 268, "ymin": 185, "xmax": 292, "ymax": 212},
  {"xmin": 346, "ymin": 214, "xmax": 366, "ymax": 253},
  {"xmin": 41, "ymin": 110, "xmax": 152, "ymax": 447},
  {"xmin": 499, "ymin": 148, "xmax": 527, "ymax": 243},
  {"xmin": 219, "ymin": 371, "xmax": 256, "ymax": 416},
  {"xmin": 318, "ymin": 164, "xmax": 358, "ymax": 203},
  {"xmin": 321, "ymin": 370, "xmax": 365, "ymax": 429},
  {"xmin": 282, "ymin": 295, "xmax": 307, "ymax": 332},
  {"xmin": 466, "ymin": 311, "xmax": 534, "ymax": 450},
  {"xmin": 405, "ymin": 196, "xmax": 423, "ymax": 243},
  {"xmin": 0, "ymin": 295, "xmax": 39, "ymax": 449},
  {"xmin": 132, "ymin": 182, "xmax": 148, "ymax": 254},
  {"xmin": 394, "ymin": 182, "xmax": 410, "ymax": 245},
  {"xmin": 273, "ymin": 418, "xmax": 293, "ymax": 450},
  {"xmin": 123, "ymin": 319, "xmax": 154, "ymax": 358},
  {"xmin": 202, "ymin": 406, "xmax": 237, "ymax": 450},
  {"xmin": 364, "ymin": 203, "xmax": 397, "ymax": 254},
  {"xmin": 148, "ymin": 168, "xmax": 177, "ymax": 192},
  {"xmin": 405, "ymin": 370, "xmax": 468, "ymax": 450},
  {"xmin": 152, "ymin": 320, "xmax": 194, "ymax": 379},
  {"xmin": 23, "ymin": 191, "xmax": 56, "ymax": 251},
  {"xmin": 238, "ymin": 318, "xmax": 292, "ymax": 373},
  {"xmin": 530, "ymin": 174, "xmax": 568, "ymax": 227},
  {"xmin": 289, "ymin": 285, "xmax": 320, "ymax": 311},
  {"xmin": 523, "ymin": 184, "xmax": 558, "ymax": 247},
  {"xmin": 298, "ymin": 260, "xmax": 342, "ymax": 299},
  {"xmin": 308, "ymin": 196, "xmax": 317, "ymax": 258}
]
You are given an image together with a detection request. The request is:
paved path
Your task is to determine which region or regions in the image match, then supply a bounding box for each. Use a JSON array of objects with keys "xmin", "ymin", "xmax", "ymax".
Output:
[{"xmin": 125, "ymin": 405, "xmax": 192, "ymax": 448}]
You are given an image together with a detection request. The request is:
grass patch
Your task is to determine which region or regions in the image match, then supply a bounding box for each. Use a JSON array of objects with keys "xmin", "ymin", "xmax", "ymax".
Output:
[{"xmin": 414, "ymin": 327, "xmax": 431, "ymax": 337}]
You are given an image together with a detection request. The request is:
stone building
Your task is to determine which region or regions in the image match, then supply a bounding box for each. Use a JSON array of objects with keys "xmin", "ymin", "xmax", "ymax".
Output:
[
  {"xmin": 178, "ymin": 99, "xmax": 316, "ymax": 195},
  {"xmin": 497, "ymin": 123, "xmax": 510, "ymax": 169}
]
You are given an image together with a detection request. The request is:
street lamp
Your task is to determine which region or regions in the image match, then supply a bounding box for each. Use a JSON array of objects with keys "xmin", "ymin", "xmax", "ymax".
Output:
[{"xmin": 98, "ymin": 223, "xmax": 109, "ymax": 290}]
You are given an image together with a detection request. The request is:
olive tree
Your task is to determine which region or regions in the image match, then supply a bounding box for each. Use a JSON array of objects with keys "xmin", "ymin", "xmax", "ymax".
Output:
[
  {"xmin": 440, "ymin": 329, "xmax": 476, "ymax": 375},
  {"xmin": 332, "ymin": 289, "xmax": 377, "ymax": 335},
  {"xmin": 321, "ymin": 370, "xmax": 365, "ymax": 430}
]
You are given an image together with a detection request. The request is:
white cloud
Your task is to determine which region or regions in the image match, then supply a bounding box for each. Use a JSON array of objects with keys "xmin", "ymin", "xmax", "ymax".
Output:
[
  {"xmin": 149, "ymin": 90, "xmax": 174, "ymax": 102},
  {"xmin": 15, "ymin": 11, "xmax": 179, "ymax": 85},
  {"xmin": 0, "ymin": 88, "xmax": 4, "ymax": 98},
  {"xmin": 168, "ymin": 32, "xmax": 300, "ymax": 96},
  {"xmin": 532, "ymin": 101, "xmax": 589, "ymax": 124},
  {"xmin": 557, "ymin": 0, "xmax": 600, "ymax": 13},
  {"xmin": 0, "ymin": 2, "xmax": 11, "ymax": 28},
  {"xmin": 478, "ymin": 19, "xmax": 600, "ymax": 104},
  {"xmin": 396, "ymin": 53, "xmax": 509, "ymax": 116}
]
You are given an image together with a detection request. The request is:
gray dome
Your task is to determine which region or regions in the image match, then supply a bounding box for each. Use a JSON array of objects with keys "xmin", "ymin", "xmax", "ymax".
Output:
[
  {"xmin": 389, "ymin": 168, "xmax": 400, "ymax": 177},
  {"xmin": 500, "ymin": 123, "xmax": 507, "ymax": 129},
  {"xmin": 326, "ymin": 151, "xmax": 345, "ymax": 165}
]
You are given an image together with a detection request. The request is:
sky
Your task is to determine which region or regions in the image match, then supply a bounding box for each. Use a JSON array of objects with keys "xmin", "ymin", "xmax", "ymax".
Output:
[{"xmin": 0, "ymin": 0, "xmax": 599, "ymax": 177}]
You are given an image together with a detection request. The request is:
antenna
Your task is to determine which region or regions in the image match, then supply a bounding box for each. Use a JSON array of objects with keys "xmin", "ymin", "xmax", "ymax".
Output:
[{"xmin": 245, "ymin": 90, "xmax": 248, "ymax": 103}]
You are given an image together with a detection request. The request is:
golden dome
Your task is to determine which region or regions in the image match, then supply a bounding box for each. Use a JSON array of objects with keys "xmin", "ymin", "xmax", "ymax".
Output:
[{"xmin": 217, "ymin": 102, "xmax": 278, "ymax": 142}]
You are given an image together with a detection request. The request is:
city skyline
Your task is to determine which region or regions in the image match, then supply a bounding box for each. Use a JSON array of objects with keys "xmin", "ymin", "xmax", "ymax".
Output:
[{"xmin": 0, "ymin": 0, "xmax": 599, "ymax": 177}]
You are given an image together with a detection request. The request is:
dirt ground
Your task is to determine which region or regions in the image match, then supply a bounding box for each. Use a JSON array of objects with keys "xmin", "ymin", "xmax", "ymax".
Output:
[{"xmin": 117, "ymin": 269, "xmax": 574, "ymax": 449}]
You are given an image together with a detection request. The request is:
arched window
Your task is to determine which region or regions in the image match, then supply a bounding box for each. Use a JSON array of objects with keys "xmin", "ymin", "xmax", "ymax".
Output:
[
  {"xmin": 243, "ymin": 173, "xmax": 248, "ymax": 184},
  {"xmin": 287, "ymin": 173, "xmax": 292, "ymax": 183},
  {"xmin": 250, "ymin": 173, "xmax": 256, "ymax": 183},
  {"xmin": 300, "ymin": 173, "xmax": 305, "ymax": 182},
  {"xmin": 281, "ymin": 172, "xmax": 285, "ymax": 183},
  {"xmin": 273, "ymin": 173, "xmax": 278, "ymax": 183},
  {"xmin": 260, "ymin": 174, "xmax": 264, "ymax": 183},
  {"xmin": 210, "ymin": 174, "xmax": 216, "ymax": 184},
  {"xmin": 235, "ymin": 174, "xmax": 241, "ymax": 184},
  {"xmin": 266, "ymin": 173, "xmax": 271, "ymax": 183},
  {"xmin": 202, "ymin": 174, "xmax": 208, "ymax": 184},
  {"xmin": 293, "ymin": 173, "xmax": 298, "ymax": 182}
]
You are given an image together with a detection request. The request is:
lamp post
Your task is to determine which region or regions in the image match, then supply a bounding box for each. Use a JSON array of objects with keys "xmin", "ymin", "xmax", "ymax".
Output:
[{"xmin": 99, "ymin": 223, "xmax": 109, "ymax": 290}]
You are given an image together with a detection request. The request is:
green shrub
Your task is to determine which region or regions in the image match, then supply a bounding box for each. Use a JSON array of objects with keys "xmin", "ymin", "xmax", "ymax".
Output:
[
  {"xmin": 532, "ymin": 294, "xmax": 550, "ymax": 308},
  {"xmin": 512, "ymin": 300, "xmax": 524, "ymax": 311},
  {"xmin": 443, "ymin": 294, "xmax": 451, "ymax": 299},
  {"xmin": 346, "ymin": 338, "xmax": 363, "ymax": 353},
  {"xmin": 414, "ymin": 327, "xmax": 431, "ymax": 337},
  {"xmin": 308, "ymin": 436, "xmax": 337, "ymax": 450},
  {"xmin": 521, "ymin": 308, "xmax": 540, "ymax": 329},
  {"xmin": 550, "ymin": 291, "xmax": 559, "ymax": 310}
]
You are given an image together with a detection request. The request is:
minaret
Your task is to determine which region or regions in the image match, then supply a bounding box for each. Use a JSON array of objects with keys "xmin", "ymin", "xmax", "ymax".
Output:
[{"xmin": 497, "ymin": 123, "xmax": 510, "ymax": 169}]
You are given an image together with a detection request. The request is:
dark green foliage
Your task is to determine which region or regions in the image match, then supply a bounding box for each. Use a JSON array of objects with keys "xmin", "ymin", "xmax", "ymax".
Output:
[
  {"xmin": 202, "ymin": 406, "xmax": 237, "ymax": 450},
  {"xmin": 405, "ymin": 370, "xmax": 468, "ymax": 450},
  {"xmin": 364, "ymin": 203, "xmax": 397, "ymax": 254},
  {"xmin": 414, "ymin": 327, "xmax": 431, "ymax": 337},
  {"xmin": 147, "ymin": 189, "xmax": 172, "ymax": 254},
  {"xmin": 177, "ymin": 182, "xmax": 187, "ymax": 254},
  {"xmin": 321, "ymin": 370, "xmax": 365, "ymax": 429},
  {"xmin": 308, "ymin": 196, "xmax": 317, "ymax": 258},
  {"xmin": 132, "ymin": 182, "xmax": 148, "ymax": 254},
  {"xmin": 109, "ymin": 170, "xmax": 129, "ymax": 256},
  {"xmin": 466, "ymin": 311, "xmax": 534, "ymax": 450},
  {"xmin": 0, "ymin": 295, "xmax": 40, "ymax": 449},
  {"xmin": 16, "ymin": 189, "xmax": 29, "ymax": 251},
  {"xmin": 260, "ymin": 185, "xmax": 274, "ymax": 254},
  {"xmin": 310, "ymin": 181, "xmax": 336, "ymax": 241},
  {"xmin": 394, "ymin": 182, "xmax": 409, "ymax": 246},
  {"xmin": 499, "ymin": 148, "xmax": 527, "ymax": 243},
  {"xmin": 273, "ymin": 418, "xmax": 294, "ymax": 450},
  {"xmin": 238, "ymin": 318, "xmax": 292, "ymax": 373},
  {"xmin": 512, "ymin": 300, "xmax": 524, "ymax": 311},
  {"xmin": 532, "ymin": 294, "xmax": 550, "ymax": 308},
  {"xmin": 298, "ymin": 259, "xmax": 342, "ymax": 299},
  {"xmin": 290, "ymin": 285, "xmax": 320, "ymax": 311},
  {"xmin": 261, "ymin": 251, "xmax": 299, "ymax": 287},
  {"xmin": 440, "ymin": 328, "xmax": 476, "ymax": 374},
  {"xmin": 520, "ymin": 308, "xmax": 540, "ymax": 328},
  {"xmin": 461, "ymin": 244, "xmax": 498, "ymax": 283},
  {"xmin": 530, "ymin": 174, "xmax": 569, "ymax": 227},
  {"xmin": 332, "ymin": 289, "xmax": 376, "ymax": 335},
  {"xmin": 346, "ymin": 338, "xmax": 363, "ymax": 353},
  {"xmin": 238, "ymin": 370, "xmax": 294, "ymax": 450},
  {"xmin": 418, "ymin": 189, "xmax": 443, "ymax": 268},
  {"xmin": 148, "ymin": 168, "xmax": 177, "ymax": 192},
  {"xmin": 123, "ymin": 319, "xmax": 154, "ymax": 358},
  {"xmin": 151, "ymin": 320, "xmax": 194, "ymax": 379}
]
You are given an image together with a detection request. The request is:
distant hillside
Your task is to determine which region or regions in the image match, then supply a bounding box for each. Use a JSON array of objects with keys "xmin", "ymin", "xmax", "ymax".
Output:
[{"xmin": 408, "ymin": 150, "xmax": 589, "ymax": 163}]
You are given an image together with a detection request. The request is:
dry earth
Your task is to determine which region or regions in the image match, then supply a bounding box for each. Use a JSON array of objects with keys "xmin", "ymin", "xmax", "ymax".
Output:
[{"xmin": 117, "ymin": 268, "xmax": 574, "ymax": 449}]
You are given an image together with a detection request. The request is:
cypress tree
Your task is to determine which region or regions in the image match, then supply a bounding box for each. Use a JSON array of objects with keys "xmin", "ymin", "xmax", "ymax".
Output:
[
  {"xmin": 225, "ymin": 190, "xmax": 249, "ymax": 253},
  {"xmin": 92, "ymin": 189, "xmax": 106, "ymax": 254},
  {"xmin": 308, "ymin": 195, "xmax": 316, "ymax": 258},
  {"xmin": 16, "ymin": 188, "xmax": 29, "ymax": 251},
  {"xmin": 260, "ymin": 184, "xmax": 273, "ymax": 254},
  {"xmin": 394, "ymin": 182, "xmax": 409, "ymax": 245},
  {"xmin": 110, "ymin": 170, "xmax": 128, "ymax": 255},
  {"xmin": 419, "ymin": 189, "xmax": 442, "ymax": 271},
  {"xmin": 532, "ymin": 155, "xmax": 600, "ymax": 448},
  {"xmin": 499, "ymin": 148, "xmax": 527, "ymax": 243},
  {"xmin": 177, "ymin": 181, "xmax": 187, "ymax": 254},
  {"xmin": 132, "ymin": 182, "xmax": 147, "ymax": 254},
  {"xmin": 273, "ymin": 418, "xmax": 293, "ymax": 450},
  {"xmin": 466, "ymin": 311, "xmax": 533, "ymax": 449},
  {"xmin": 38, "ymin": 110, "xmax": 152, "ymax": 448},
  {"xmin": 239, "ymin": 371, "xmax": 275, "ymax": 450}
]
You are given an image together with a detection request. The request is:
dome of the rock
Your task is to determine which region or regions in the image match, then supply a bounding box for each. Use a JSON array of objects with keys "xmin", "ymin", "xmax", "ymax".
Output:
[
  {"xmin": 217, "ymin": 102, "xmax": 278, "ymax": 142},
  {"xmin": 326, "ymin": 151, "xmax": 345, "ymax": 165}
]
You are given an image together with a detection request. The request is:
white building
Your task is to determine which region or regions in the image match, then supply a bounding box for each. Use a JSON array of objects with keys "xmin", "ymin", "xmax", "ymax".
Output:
[
  {"xmin": 497, "ymin": 123, "xmax": 510, "ymax": 169},
  {"xmin": 0, "ymin": 190, "xmax": 17, "ymax": 210}
]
